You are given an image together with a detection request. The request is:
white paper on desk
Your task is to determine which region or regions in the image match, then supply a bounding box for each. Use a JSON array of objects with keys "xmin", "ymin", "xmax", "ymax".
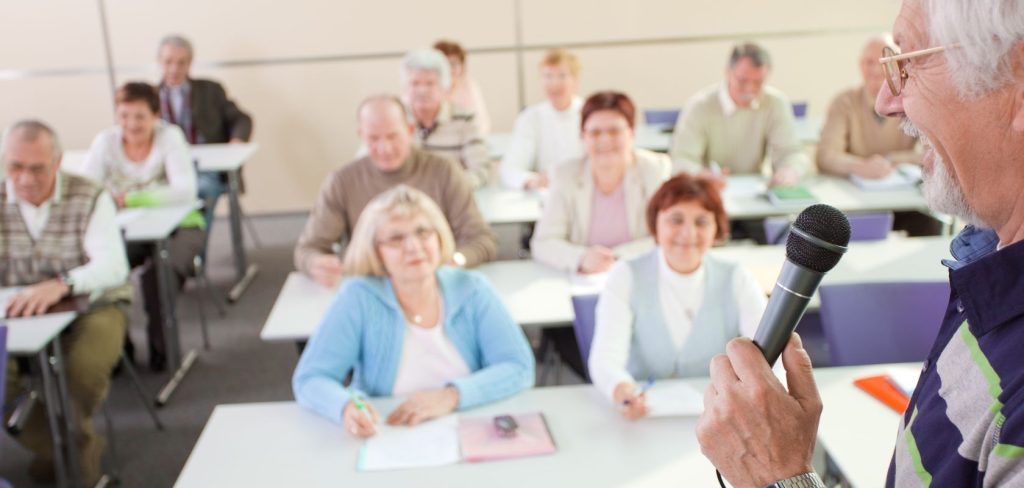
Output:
[
  {"xmin": 645, "ymin": 382, "xmax": 705, "ymax": 417},
  {"xmin": 357, "ymin": 415, "xmax": 460, "ymax": 471},
  {"xmin": 850, "ymin": 163, "xmax": 922, "ymax": 191},
  {"xmin": 115, "ymin": 209, "xmax": 145, "ymax": 227},
  {"xmin": 722, "ymin": 176, "xmax": 767, "ymax": 199}
]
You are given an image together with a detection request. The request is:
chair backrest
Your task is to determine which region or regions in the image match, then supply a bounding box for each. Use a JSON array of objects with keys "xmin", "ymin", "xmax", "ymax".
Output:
[
  {"xmin": 570, "ymin": 294, "xmax": 600, "ymax": 378},
  {"xmin": 792, "ymin": 101, "xmax": 808, "ymax": 118},
  {"xmin": 818, "ymin": 282, "xmax": 950, "ymax": 366},
  {"xmin": 763, "ymin": 212, "xmax": 894, "ymax": 245},
  {"xmin": 643, "ymin": 109, "xmax": 681, "ymax": 127}
]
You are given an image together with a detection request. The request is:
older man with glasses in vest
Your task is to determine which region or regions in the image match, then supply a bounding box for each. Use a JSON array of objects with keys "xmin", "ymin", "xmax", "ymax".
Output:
[{"xmin": 1, "ymin": 120, "xmax": 131, "ymax": 486}]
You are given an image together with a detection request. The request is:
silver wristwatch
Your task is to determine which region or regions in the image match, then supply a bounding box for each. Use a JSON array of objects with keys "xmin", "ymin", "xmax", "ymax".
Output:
[{"xmin": 766, "ymin": 472, "xmax": 825, "ymax": 488}]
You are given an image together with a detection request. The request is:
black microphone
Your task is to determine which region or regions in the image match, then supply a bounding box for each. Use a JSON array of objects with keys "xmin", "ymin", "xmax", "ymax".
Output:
[{"xmin": 753, "ymin": 204, "xmax": 851, "ymax": 365}]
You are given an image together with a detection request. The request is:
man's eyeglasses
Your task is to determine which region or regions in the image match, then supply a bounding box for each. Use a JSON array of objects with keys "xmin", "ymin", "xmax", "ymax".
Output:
[{"xmin": 879, "ymin": 44, "xmax": 959, "ymax": 96}]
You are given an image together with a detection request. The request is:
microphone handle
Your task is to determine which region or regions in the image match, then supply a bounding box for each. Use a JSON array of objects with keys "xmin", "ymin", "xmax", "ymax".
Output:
[{"xmin": 753, "ymin": 261, "xmax": 824, "ymax": 366}]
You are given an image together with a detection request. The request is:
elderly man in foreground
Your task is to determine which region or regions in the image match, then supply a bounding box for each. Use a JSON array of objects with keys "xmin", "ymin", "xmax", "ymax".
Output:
[
  {"xmin": 2, "ymin": 120, "xmax": 132, "ymax": 485},
  {"xmin": 696, "ymin": 1, "xmax": 1024, "ymax": 487}
]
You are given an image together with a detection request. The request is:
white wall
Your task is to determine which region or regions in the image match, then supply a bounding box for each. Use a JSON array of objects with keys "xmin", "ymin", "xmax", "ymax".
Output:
[{"xmin": 0, "ymin": 0, "xmax": 900, "ymax": 214}]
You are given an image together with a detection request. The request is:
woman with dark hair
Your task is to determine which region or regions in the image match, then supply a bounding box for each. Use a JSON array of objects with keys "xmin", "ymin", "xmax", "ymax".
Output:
[
  {"xmin": 588, "ymin": 173, "xmax": 767, "ymax": 419},
  {"xmin": 81, "ymin": 81, "xmax": 204, "ymax": 371},
  {"xmin": 433, "ymin": 39, "xmax": 490, "ymax": 134},
  {"xmin": 531, "ymin": 90, "xmax": 671, "ymax": 275}
]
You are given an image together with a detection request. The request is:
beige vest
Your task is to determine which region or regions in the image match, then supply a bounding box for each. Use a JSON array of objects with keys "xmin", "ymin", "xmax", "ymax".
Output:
[{"xmin": 0, "ymin": 172, "xmax": 132, "ymax": 305}]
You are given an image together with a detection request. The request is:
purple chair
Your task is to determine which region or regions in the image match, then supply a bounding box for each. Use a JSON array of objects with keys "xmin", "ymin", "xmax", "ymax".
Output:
[
  {"xmin": 818, "ymin": 282, "xmax": 950, "ymax": 366},
  {"xmin": 764, "ymin": 212, "xmax": 894, "ymax": 245},
  {"xmin": 643, "ymin": 109, "xmax": 681, "ymax": 127},
  {"xmin": 570, "ymin": 294, "xmax": 600, "ymax": 380}
]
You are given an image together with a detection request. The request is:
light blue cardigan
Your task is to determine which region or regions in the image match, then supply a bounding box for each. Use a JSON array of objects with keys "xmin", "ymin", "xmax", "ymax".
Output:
[{"xmin": 292, "ymin": 267, "xmax": 535, "ymax": 424}]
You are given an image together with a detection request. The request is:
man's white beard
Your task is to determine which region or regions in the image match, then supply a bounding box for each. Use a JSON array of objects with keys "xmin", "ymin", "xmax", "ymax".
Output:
[{"xmin": 901, "ymin": 118, "xmax": 986, "ymax": 227}]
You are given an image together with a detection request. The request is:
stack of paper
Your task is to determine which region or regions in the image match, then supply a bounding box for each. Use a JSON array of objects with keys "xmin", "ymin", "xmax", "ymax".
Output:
[{"xmin": 645, "ymin": 382, "xmax": 705, "ymax": 417}]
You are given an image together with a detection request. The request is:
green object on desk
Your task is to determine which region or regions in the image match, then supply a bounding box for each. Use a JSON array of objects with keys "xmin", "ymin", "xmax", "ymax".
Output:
[
  {"xmin": 124, "ymin": 190, "xmax": 206, "ymax": 229},
  {"xmin": 767, "ymin": 185, "xmax": 816, "ymax": 207}
]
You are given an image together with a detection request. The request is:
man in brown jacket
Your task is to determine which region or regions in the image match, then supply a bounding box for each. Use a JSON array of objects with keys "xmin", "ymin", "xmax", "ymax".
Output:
[{"xmin": 294, "ymin": 95, "xmax": 497, "ymax": 287}]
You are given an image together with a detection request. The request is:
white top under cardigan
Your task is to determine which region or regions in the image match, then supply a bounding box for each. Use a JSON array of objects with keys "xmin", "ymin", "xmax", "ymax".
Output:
[
  {"xmin": 588, "ymin": 249, "xmax": 768, "ymax": 402},
  {"xmin": 391, "ymin": 301, "xmax": 472, "ymax": 396}
]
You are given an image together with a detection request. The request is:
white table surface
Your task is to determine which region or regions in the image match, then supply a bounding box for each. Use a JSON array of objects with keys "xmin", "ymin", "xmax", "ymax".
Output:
[
  {"xmin": 4, "ymin": 312, "xmax": 77, "ymax": 355},
  {"xmin": 723, "ymin": 175, "xmax": 929, "ymax": 220},
  {"xmin": 473, "ymin": 187, "xmax": 543, "ymax": 225},
  {"xmin": 260, "ymin": 261, "xmax": 575, "ymax": 342},
  {"xmin": 711, "ymin": 235, "xmax": 951, "ymax": 307},
  {"xmin": 118, "ymin": 203, "xmax": 199, "ymax": 242},
  {"xmin": 61, "ymin": 143, "xmax": 258, "ymax": 175},
  {"xmin": 189, "ymin": 143, "xmax": 259, "ymax": 173},
  {"xmin": 176, "ymin": 363, "xmax": 904, "ymax": 488},
  {"xmin": 470, "ymin": 173, "xmax": 927, "ymax": 228},
  {"xmin": 261, "ymin": 237, "xmax": 950, "ymax": 342}
]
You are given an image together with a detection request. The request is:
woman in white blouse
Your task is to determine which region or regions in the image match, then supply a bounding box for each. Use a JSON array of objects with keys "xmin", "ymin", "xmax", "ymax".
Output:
[
  {"xmin": 500, "ymin": 49, "xmax": 585, "ymax": 190},
  {"xmin": 588, "ymin": 173, "xmax": 767, "ymax": 419},
  {"xmin": 80, "ymin": 81, "xmax": 204, "ymax": 371}
]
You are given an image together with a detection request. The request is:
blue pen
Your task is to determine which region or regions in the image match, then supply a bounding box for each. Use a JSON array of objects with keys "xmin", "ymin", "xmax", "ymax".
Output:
[{"xmin": 623, "ymin": 376, "xmax": 656, "ymax": 406}]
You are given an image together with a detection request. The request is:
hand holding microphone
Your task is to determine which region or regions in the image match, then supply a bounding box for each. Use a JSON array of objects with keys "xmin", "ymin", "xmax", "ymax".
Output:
[{"xmin": 697, "ymin": 204, "xmax": 851, "ymax": 487}]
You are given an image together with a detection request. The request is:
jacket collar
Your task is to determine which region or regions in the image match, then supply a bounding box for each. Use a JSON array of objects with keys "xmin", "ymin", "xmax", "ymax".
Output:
[
  {"xmin": 947, "ymin": 227, "xmax": 1024, "ymax": 337},
  {"xmin": 355, "ymin": 266, "xmax": 472, "ymax": 320}
]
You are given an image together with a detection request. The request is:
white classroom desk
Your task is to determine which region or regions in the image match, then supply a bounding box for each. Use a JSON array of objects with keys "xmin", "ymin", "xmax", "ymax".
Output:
[
  {"xmin": 260, "ymin": 261, "xmax": 574, "ymax": 342},
  {"xmin": 260, "ymin": 237, "xmax": 951, "ymax": 343},
  {"xmin": 5, "ymin": 311, "xmax": 82, "ymax": 485},
  {"xmin": 485, "ymin": 119, "xmax": 821, "ymax": 159},
  {"xmin": 470, "ymin": 174, "xmax": 928, "ymax": 228},
  {"xmin": 62, "ymin": 143, "xmax": 261, "ymax": 301},
  {"xmin": 175, "ymin": 363, "xmax": 905, "ymax": 488},
  {"xmin": 120, "ymin": 203, "xmax": 203, "ymax": 406}
]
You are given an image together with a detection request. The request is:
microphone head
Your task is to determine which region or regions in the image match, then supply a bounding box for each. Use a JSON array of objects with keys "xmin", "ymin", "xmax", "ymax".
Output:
[{"xmin": 785, "ymin": 204, "xmax": 851, "ymax": 273}]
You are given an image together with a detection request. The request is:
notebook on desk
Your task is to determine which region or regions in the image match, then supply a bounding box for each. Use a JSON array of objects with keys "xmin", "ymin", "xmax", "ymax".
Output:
[
  {"xmin": 458, "ymin": 412, "xmax": 557, "ymax": 463},
  {"xmin": 766, "ymin": 185, "xmax": 817, "ymax": 207}
]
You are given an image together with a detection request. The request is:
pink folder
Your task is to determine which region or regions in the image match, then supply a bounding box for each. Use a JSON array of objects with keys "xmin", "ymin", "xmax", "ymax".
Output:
[{"xmin": 458, "ymin": 412, "xmax": 557, "ymax": 462}]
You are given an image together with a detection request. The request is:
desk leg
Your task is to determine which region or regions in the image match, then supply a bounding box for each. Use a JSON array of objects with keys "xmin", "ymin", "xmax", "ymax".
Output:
[
  {"xmin": 226, "ymin": 169, "xmax": 259, "ymax": 302},
  {"xmin": 38, "ymin": 339, "xmax": 82, "ymax": 487},
  {"xmin": 153, "ymin": 239, "xmax": 199, "ymax": 407}
]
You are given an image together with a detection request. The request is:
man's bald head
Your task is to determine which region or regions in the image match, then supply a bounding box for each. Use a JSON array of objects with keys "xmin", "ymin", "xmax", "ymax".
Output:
[{"xmin": 356, "ymin": 94, "xmax": 414, "ymax": 172}]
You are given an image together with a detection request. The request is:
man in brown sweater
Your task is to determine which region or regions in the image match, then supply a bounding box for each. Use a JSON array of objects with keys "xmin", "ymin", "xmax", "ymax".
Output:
[{"xmin": 294, "ymin": 95, "xmax": 497, "ymax": 287}]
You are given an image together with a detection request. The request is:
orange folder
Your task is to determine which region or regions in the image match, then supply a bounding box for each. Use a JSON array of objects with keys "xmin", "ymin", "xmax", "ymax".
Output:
[{"xmin": 854, "ymin": 374, "xmax": 910, "ymax": 413}]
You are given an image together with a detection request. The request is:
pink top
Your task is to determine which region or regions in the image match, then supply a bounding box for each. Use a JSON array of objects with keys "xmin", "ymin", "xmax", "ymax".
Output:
[{"xmin": 586, "ymin": 183, "xmax": 632, "ymax": 248}]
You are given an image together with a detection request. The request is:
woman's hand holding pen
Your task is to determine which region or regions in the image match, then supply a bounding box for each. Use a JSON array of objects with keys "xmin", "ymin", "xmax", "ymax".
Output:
[
  {"xmin": 343, "ymin": 397, "xmax": 381, "ymax": 438},
  {"xmin": 613, "ymin": 381, "xmax": 650, "ymax": 420}
]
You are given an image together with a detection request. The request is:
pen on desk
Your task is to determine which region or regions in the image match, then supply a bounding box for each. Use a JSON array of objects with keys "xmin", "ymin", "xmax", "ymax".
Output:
[
  {"xmin": 349, "ymin": 389, "xmax": 375, "ymax": 424},
  {"xmin": 623, "ymin": 376, "xmax": 656, "ymax": 406}
]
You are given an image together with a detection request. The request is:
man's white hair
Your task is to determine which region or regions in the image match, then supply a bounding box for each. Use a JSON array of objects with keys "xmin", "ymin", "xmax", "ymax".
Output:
[
  {"xmin": 926, "ymin": 0, "xmax": 1024, "ymax": 98},
  {"xmin": 400, "ymin": 48, "xmax": 451, "ymax": 90},
  {"xmin": 0, "ymin": 119, "xmax": 62, "ymax": 163}
]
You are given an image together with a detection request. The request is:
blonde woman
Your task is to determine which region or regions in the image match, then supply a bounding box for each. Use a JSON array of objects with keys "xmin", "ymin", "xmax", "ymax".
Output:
[{"xmin": 292, "ymin": 185, "xmax": 534, "ymax": 436}]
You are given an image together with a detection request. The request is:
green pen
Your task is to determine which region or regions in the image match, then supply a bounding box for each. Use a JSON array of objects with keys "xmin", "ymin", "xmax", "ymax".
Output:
[{"xmin": 349, "ymin": 389, "xmax": 374, "ymax": 424}]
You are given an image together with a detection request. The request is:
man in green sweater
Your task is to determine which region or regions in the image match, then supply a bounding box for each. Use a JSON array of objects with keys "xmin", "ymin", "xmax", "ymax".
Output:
[
  {"xmin": 294, "ymin": 95, "xmax": 497, "ymax": 287},
  {"xmin": 670, "ymin": 42, "xmax": 809, "ymax": 187}
]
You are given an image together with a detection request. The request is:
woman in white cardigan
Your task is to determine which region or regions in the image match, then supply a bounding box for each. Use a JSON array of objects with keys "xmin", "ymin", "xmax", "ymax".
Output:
[{"xmin": 531, "ymin": 91, "xmax": 671, "ymax": 274}]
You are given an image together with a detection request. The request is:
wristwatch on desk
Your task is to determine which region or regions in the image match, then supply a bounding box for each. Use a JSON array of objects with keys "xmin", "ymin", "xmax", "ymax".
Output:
[{"xmin": 765, "ymin": 472, "xmax": 826, "ymax": 488}]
